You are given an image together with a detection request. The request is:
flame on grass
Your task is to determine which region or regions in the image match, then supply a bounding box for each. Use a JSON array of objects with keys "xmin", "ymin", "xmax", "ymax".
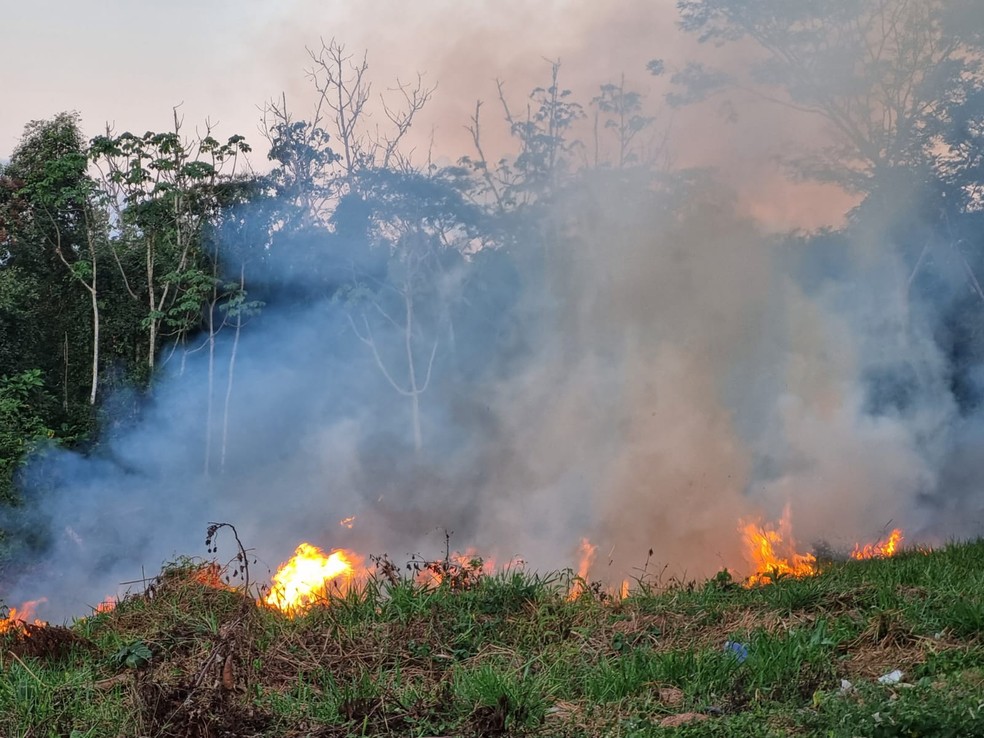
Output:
[
  {"xmin": 740, "ymin": 512, "xmax": 818, "ymax": 586},
  {"xmin": 742, "ymin": 508, "xmax": 907, "ymax": 585},
  {"xmin": 851, "ymin": 528, "xmax": 903, "ymax": 560},
  {"xmin": 264, "ymin": 542, "xmax": 363, "ymax": 613},
  {"xmin": 0, "ymin": 598, "xmax": 47, "ymax": 635},
  {"xmin": 567, "ymin": 538, "xmax": 598, "ymax": 600}
]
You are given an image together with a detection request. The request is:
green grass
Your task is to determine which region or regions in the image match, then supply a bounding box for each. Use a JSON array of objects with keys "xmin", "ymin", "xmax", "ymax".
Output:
[{"xmin": 3, "ymin": 541, "xmax": 984, "ymax": 736}]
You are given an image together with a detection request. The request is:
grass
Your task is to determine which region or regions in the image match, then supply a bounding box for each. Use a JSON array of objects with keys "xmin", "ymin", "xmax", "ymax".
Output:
[{"xmin": 3, "ymin": 542, "xmax": 984, "ymax": 737}]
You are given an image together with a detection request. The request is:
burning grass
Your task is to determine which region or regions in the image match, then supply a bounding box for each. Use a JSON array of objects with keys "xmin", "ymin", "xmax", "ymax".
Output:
[{"xmin": 3, "ymin": 539, "xmax": 984, "ymax": 737}]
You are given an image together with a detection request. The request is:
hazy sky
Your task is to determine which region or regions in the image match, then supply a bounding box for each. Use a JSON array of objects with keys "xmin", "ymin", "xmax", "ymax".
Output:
[
  {"xmin": 1, "ymin": 1, "xmax": 668, "ymax": 156},
  {"xmin": 1, "ymin": 0, "xmax": 852, "ymax": 228}
]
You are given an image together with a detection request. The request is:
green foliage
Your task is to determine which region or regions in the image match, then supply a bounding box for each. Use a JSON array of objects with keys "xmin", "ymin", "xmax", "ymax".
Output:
[
  {"xmin": 110, "ymin": 639, "xmax": 152, "ymax": 669},
  {"xmin": 0, "ymin": 369, "xmax": 54, "ymax": 503}
]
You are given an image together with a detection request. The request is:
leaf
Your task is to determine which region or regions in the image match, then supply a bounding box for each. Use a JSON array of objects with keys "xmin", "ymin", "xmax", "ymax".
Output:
[{"xmin": 113, "ymin": 640, "xmax": 152, "ymax": 669}]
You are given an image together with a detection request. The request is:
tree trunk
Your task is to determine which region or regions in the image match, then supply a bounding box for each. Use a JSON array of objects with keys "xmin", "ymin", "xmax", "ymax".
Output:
[
  {"xmin": 89, "ymin": 281, "xmax": 99, "ymax": 406},
  {"xmin": 147, "ymin": 234, "xmax": 157, "ymax": 371},
  {"xmin": 220, "ymin": 309, "xmax": 242, "ymax": 473}
]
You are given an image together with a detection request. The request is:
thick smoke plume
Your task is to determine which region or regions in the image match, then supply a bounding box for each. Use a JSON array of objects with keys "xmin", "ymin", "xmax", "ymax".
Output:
[{"xmin": 4, "ymin": 3, "xmax": 983, "ymax": 621}]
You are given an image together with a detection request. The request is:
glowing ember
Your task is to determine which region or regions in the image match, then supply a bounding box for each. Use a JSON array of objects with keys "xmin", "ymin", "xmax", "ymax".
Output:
[
  {"xmin": 264, "ymin": 543, "xmax": 362, "ymax": 613},
  {"xmin": 192, "ymin": 562, "xmax": 231, "ymax": 589},
  {"xmin": 851, "ymin": 528, "xmax": 904, "ymax": 560},
  {"xmin": 740, "ymin": 515, "xmax": 817, "ymax": 586},
  {"xmin": 567, "ymin": 537, "xmax": 597, "ymax": 600},
  {"xmin": 0, "ymin": 598, "xmax": 47, "ymax": 635},
  {"xmin": 339, "ymin": 516, "xmax": 356, "ymax": 529}
]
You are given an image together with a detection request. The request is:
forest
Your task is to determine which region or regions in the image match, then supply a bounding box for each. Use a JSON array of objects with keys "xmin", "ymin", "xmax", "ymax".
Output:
[{"xmin": 3, "ymin": 1, "xmax": 984, "ymax": 620}]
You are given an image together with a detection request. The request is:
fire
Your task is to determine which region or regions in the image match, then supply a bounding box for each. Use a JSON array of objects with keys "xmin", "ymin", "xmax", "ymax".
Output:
[
  {"xmin": 742, "ymin": 508, "xmax": 907, "ymax": 585},
  {"xmin": 264, "ymin": 542, "xmax": 363, "ymax": 613},
  {"xmin": 0, "ymin": 598, "xmax": 47, "ymax": 635},
  {"xmin": 740, "ymin": 514, "xmax": 817, "ymax": 586},
  {"xmin": 567, "ymin": 537, "xmax": 597, "ymax": 600},
  {"xmin": 851, "ymin": 528, "xmax": 903, "ymax": 560},
  {"xmin": 192, "ymin": 562, "xmax": 231, "ymax": 589},
  {"xmin": 95, "ymin": 596, "xmax": 117, "ymax": 613},
  {"xmin": 339, "ymin": 516, "xmax": 356, "ymax": 529}
]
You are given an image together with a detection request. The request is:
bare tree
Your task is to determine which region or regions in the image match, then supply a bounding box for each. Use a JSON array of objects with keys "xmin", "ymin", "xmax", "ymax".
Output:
[{"xmin": 260, "ymin": 38, "xmax": 435, "ymax": 221}]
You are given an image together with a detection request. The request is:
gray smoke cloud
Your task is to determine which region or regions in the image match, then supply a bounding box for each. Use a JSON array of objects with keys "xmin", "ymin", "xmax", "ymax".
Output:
[{"xmin": 4, "ymin": 3, "xmax": 982, "ymax": 622}]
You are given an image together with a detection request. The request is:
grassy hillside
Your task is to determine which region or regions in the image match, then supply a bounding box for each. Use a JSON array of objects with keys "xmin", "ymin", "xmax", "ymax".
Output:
[{"xmin": 3, "ymin": 540, "xmax": 984, "ymax": 737}]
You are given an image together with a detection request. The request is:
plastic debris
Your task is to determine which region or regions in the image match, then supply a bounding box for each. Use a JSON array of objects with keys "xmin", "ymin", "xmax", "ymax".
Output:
[
  {"xmin": 838, "ymin": 679, "xmax": 855, "ymax": 695},
  {"xmin": 877, "ymin": 669, "xmax": 903, "ymax": 685},
  {"xmin": 724, "ymin": 640, "xmax": 748, "ymax": 663}
]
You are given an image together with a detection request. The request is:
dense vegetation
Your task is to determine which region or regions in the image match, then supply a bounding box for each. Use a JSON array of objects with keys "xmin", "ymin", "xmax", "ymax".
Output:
[{"xmin": 4, "ymin": 539, "xmax": 984, "ymax": 736}]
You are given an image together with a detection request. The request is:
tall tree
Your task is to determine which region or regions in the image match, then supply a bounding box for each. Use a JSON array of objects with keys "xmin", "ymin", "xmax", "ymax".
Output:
[
  {"xmin": 1, "ymin": 113, "xmax": 104, "ymax": 411},
  {"xmin": 89, "ymin": 110, "xmax": 251, "ymax": 373}
]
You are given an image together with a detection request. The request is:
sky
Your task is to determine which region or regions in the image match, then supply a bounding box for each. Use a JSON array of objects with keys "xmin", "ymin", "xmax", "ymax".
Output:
[{"xmin": 0, "ymin": 0, "xmax": 854, "ymax": 230}]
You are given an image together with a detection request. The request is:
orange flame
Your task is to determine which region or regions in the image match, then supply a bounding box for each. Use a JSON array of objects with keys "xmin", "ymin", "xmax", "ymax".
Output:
[
  {"xmin": 192, "ymin": 562, "xmax": 232, "ymax": 589},
  {"xmin": 95, "ymin": 596, "xmax": 117, "ymax": 614},
  {"xmin": 264, "ymin": 542, "xmax": 363, "ymax": 613},
  {"xmin": 851, "ymin": 528, "xmax": 904, "ymax": 560},
  {"xmin": 567, "ymin": 538, "xmax": 597, "ymax": 600},
  {"xmin": 742, "ymin": 507, "xmax": 907, "ymax": 585},
  {"xmin": 0, "ymin": 599, "xmax": 47, "ymax": 635},
  {"xmin": 339, "ymin": 516, "xmax": 356, "ymax": 529},
  {"xmin": 740, "ymin": 514, "xmax": 817, "ymax": 586}
]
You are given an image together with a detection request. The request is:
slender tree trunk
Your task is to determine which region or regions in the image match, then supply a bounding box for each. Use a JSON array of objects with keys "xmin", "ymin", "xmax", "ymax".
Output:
[
  {"xmin": 54, "ymin": 212, "xmax": 100, "ymax": 405},
  {"xmin": 220, "ymin": 266, "xmax": 246, "ymax": 473},
  {"xmin": 147, "ymin": 234, "xmax": 157, "ymax": 371},
  {"xmin": 204, "ymin": 300, "xmax": 216, "ymax": 475},
  {"xmin": 89, "ymin": 284, "xmax": 99, "ymax": 406},
  {"xmin": 87, "ymin": 227, "xmax": 100, "ymax": 406},
  {"xmin": 220, "ymin": 310, "xmax": 242, "ymax": 473},
  {"xmin": 63, "ymin": 333, "xmax": 69, "ymax": 411},
  {"xmin": 403, "ymin": 289, "xmax": 423, "ymax": 453}
]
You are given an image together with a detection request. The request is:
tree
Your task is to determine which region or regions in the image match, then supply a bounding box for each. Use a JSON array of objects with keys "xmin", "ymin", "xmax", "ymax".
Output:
[
  {"xmin": 260, "ymin": 38, "xmax": 435, "ymax": 223},
  {"xmin": 334, "ymin": 169, "xmax": 483, "ymax": 452},
  {"xmin": 1, "ymin": 113, "xmax": 104, "ymax": 413},
  {"xmin": 0, "ymin": 370, "xmax": 55, "ymax": 504},
  {"xmin": 461, "ymin": 61, "xmax": 585, "ymax": 212},
  {"xmin": 89, "ymin": 109, "xmax": 251, "ymax": 373},
  {"xmin": 590, "ymin": 75, "xmax": 659, "ymax": 169},
  {"xmin": 674, "ymin": 0, "xmax": 981, "ymax": 194},
  {"xmin": 674, "ymin": 0, "xmax": 984, "ymax": 371}
]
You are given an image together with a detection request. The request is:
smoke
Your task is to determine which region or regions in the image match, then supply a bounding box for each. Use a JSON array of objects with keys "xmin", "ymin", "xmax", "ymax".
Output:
[{"xmin": 4, "ymin": 2, "xmax": 983, "ymax": 622}]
